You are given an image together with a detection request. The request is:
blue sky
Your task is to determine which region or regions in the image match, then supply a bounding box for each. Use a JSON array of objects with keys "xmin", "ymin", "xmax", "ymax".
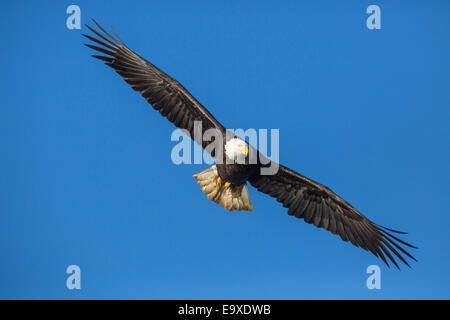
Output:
[{"xmin": 1, "ymin": 1, "xmax": 449, "ymax": 299}]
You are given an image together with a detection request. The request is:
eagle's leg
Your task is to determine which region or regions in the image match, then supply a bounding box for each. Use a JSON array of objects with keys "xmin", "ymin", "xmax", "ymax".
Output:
[{"xmin": 193, "ymin": 165, "xmax": 254, "ymax": 212}]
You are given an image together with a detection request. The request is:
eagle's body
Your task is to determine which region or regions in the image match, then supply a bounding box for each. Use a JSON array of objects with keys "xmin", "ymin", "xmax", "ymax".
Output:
[
  {"xmin": 84, "ymin": 19, "xmax": 417, "ymax": 269},
  {"xmin": 217, "ymin": 138, "xmax": 258, "ymax": 185},
  {"xmin": 194, "ymin": 136, "xmax": 259, "ymax": 212},
  {"xmin": 217, "ymin": 161, "xmax": 256, "ymax": 186}
]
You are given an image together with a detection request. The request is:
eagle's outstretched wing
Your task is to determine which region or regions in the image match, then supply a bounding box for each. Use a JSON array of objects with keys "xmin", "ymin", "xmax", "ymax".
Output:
[
  {"xmin": 249, "ymin": 164, "xmax": 417, "ymax": 269},
  {"xmin": 83, "ymin": 19, "xmax": 226, "ymax": 151}
]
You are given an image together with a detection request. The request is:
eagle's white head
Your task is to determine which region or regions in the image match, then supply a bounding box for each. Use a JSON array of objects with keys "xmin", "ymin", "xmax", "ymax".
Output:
[{"xmin": 225, "ymin": 138, "xmax": 249, "ymax": 164}]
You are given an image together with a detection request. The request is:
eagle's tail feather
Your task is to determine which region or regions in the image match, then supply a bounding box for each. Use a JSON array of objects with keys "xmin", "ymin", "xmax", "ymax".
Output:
[{"xmin": 193, "ymin": 165, "xmax": 254, "ymax": 212}]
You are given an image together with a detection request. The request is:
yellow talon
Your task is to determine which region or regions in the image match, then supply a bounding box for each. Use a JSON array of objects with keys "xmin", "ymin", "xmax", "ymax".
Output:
[{"xmin": 217, "ymin": 176, "xmax": 231, "ymax": 189}]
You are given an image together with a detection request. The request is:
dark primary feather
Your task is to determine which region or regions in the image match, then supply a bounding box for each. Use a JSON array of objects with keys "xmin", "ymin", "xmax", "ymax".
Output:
[
  {"xmin": 83, "ymin": 19, "xmax": 226, "ymax": 152},
  {"xmin": 249, "ymin": 164, "xmax": 417, "ymax": 269}
]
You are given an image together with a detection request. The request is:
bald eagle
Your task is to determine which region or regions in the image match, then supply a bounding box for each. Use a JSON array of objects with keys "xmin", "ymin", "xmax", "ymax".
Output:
[{"xmin": 83, "ymin": 19, "xmax": 417, "ymax": 269}]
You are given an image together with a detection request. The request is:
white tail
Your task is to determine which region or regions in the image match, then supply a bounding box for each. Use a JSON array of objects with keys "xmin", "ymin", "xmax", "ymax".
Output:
[{"xmin": 193, "ymin": 165, "xmax": 254, "ymax": 212}]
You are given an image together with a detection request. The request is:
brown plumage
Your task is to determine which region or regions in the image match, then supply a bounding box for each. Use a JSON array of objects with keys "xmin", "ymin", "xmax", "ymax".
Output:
[
  {"xmin": 83, "ymin": 20, "xmax": 226, "ymax": 151},
  {"xmin": 249, "ymin": 164, "xmax": 417, "ymax": 269}
]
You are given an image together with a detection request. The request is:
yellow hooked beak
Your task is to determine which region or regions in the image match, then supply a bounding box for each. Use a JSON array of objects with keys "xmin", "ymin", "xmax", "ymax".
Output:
[{"xmin": 242, "ymin": 145, "xmax": 249, "ymax": 157}]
